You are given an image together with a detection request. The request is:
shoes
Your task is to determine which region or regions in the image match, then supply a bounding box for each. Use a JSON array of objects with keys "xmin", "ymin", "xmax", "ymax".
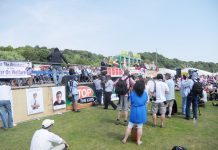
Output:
[
  {"xmin": 115, "ymin": 119, "xmax": 120, "ymax": 125},
  {"xmin": 184, "ymin": 117, "xmax": 190, "ymax": 120},
  {"xmin": 160, "ymin": 124, "xmax": 165, "ymax": 128},
  {"xmin": 121, "ymin": 139, "xmax": 126, "ymax": 144},
  {"xmin": 72, "ymin": 109, "xmax": 80, "ymax": 112},
  {"xmin": 123, "ymin": 120, "xmax": 128, "ymax": 126},
  {"xmin": 152, "ymin": 124, "xmax": 156, "ymax": 128},
  {"xmin": 137, "ymin": 141, "xmax": 143, "ymax": 145}
]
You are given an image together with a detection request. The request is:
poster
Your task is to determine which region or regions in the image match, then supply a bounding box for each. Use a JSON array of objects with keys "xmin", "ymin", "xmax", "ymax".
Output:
[
  {"xmin": 26, "ymin": 88, "xmax": 44, "ymax": 115},
  {"xmin": 51, "ymin": 86, "xmax": 66, "ymax": 110}
]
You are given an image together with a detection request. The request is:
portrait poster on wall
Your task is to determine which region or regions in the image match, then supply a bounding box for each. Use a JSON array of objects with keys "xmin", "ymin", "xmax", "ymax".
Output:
[
  {"xmin": 26, "ymin": 88, "xmax": 44, "ymax": 115},
  {"xmin": 51, "ymin": 86, "xmax": 66, "ymax": 110}
]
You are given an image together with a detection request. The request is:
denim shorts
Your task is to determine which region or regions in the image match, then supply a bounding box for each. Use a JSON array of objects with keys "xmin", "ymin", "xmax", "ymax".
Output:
[
  {"xmin": 72, "ymin": 94, "xmax": 79, "ymax": 103},
  {"xmin": 128, "ymin": 122, "xmax": 143, "ymax": 129}
]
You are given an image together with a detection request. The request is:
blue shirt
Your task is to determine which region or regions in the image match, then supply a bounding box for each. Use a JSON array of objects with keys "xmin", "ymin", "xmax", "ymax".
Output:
[{"xmin": 129, "ymin": 91, "xmax": 148, "ymax": 124}]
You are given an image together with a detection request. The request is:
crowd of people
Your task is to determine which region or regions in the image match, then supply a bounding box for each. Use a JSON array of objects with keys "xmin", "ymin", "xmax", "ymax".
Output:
[{"xmin": 1, "ymin": 48, "xmax": 218, "ymax": 149}]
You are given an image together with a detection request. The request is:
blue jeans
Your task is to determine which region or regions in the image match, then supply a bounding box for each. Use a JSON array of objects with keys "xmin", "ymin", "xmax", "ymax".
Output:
[
  {"xmin": 0, "ymin": 100, "xmax": 13, "ymax": 128},
  {"xmin": 95, "ymin": 89, "xmax": 102, "ymax": 105},
  {"xmin": 52, "ymin": 65, "xmax": 64, "ymax": 85},
  {"xmin": 182, "ymin": 96, "xmax": 187, "ymax": 115},
  {"xmin": 186, "ymin": 94, "xmax": 199, "ymax": 119}
]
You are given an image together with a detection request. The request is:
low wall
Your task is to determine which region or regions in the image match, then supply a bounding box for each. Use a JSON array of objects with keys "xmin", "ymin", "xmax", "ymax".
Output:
[{"xmin": 12, "ymin": 85, "xmax": 67, "ymax": 124}]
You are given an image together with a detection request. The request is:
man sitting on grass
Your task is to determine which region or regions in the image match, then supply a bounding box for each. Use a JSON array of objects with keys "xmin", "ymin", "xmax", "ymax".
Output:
[{"xmin": 30, "ymin": 119, "xmax": 69, "ymax": 150}]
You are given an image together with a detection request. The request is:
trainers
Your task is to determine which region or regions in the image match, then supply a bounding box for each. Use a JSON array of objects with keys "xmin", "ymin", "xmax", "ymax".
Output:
[
  {"xmin": 115, "ymin": 119, "xmax": 120, "ymax": 125},
  {"xmin": 160, "ymin": 124, "xmax": 165, "ymax": 128},
  {"xmin": 124, "ymin": 120, "xmax": 128, "ymax": 126}
]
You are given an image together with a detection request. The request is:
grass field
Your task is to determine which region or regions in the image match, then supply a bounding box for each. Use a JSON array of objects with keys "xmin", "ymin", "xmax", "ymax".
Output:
[{"xmin": 0, "ymin": 92, "xmax": 218, "ymax": 150}]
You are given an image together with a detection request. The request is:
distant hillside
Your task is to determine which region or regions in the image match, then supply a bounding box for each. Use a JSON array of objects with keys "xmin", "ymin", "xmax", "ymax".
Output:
[
  {"xmin": 0, "ymin": 46, "xmax": 217, "ymax": 72},
  {"xmin": 139, "ymin": 52, "xmax": 218, "ymax": 72}
]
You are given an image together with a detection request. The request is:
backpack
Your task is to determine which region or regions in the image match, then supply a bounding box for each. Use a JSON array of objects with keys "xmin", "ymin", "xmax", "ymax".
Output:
[
  {"xmin": 115, "ymin": 77, "xmax": 129, "ymax": 95},
  {"xmin": 191, "ymin": 80, "xmax": 203, "ymax": 95},
  {"xmin": 172, "ymin": 146, "xmax": 187, "ymax": 150}
]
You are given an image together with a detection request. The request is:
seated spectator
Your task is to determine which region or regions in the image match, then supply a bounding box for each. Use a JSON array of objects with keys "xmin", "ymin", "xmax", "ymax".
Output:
[{"xmin": 30, "ymin": 119, "xmax": 69, "ymax": 150}]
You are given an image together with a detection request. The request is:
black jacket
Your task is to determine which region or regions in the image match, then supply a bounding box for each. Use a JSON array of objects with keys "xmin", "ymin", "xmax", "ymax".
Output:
[{"xmin": 47, "ymin": 49, "xmax": 68, "ymax": 65}]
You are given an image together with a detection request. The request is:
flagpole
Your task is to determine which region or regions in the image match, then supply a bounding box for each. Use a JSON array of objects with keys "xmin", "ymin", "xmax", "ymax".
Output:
[{"xmin": 156, "ymin": 48, "xmax": 157, "ymax": 65}]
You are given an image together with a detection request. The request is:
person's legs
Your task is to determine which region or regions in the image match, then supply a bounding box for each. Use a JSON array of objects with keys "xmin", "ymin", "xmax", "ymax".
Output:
[
  {"xmin": 52, "ymin": 67, "xmax": 58, "ymax": 85},
  {"xmin": 108, "ymin": 92, "xmax": 117, "ymax": 109},
  {"xmin": 168, "ymin": 100, "xmax": 174, "ymax": 117},
  {"xmin": 159, "ymin": 102, "xmax": 166, "ymax": 127},
  {"xmin": 104, "ymin": 92, "xmax": 109, "ymax": 109},
  {"xmin": 0, "ymin": 106, "xmax": 8, "ymax": 129},
  {"xmin": 4, "ymin": 101, "xmax": 13, "ymax": 128},
  {"xmin": 151, "ymin": 102, "xmax": 158, "ymax": 126},
  {"xmin": 96, "ymin": 90, "xmax": 102, "ymax": 105},
  {"xmin": 123, "ymin": 96, "xmax": 129, "ymax": 121},
  {"xmin": 57, "ymin": 66, "xmax": 64, "ymax": 85},
  {"xmin": 73, "ymin": 94, "xmax": 80, "ymax": 112},
  {"xmin": 137, "ymin": 127, "xmax": 143, "ymax": 145},
  {"xmin": 182, "ymin": 97, "xmax": 187, "ymax": 115},
  {"xmin": 122, "ymin": 122, "xmax": 133, "ymax": 143},
  {"xmin": 192, "ymin": 96, "xmax": 198, "ymax": 119},
  {"xmin": 186, "ymin": 95, "xmax": 191, "ymax": 119}
]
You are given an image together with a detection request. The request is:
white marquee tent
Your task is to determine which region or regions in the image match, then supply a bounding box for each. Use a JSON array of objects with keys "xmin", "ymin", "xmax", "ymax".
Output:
[
  {"xmin": 157, "ymin": 68, "xmax": 176, "ymax": 76},
  {"xmin": 181, "ymin": 68, "xmax": 212, "ymax": 76}
]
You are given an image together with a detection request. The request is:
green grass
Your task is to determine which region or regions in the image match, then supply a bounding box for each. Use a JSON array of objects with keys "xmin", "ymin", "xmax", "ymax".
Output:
[{"xmin": 1, "ymin": 92, "xmax": 218, "ymax": 150}]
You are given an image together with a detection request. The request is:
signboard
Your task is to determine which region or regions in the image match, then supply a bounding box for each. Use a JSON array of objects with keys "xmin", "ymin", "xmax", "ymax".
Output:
[
  {"xmin": 26, "ymin": 88, "xmax": 44, "ymax": 115},
  {"xmin": 0, "ymin": 61, "xmax": 32, "ymax": 78},
  {"xmin": 66, "ymin": 84, "xmax": 96, "ymax": 110},
  {"xmin": 51, "ymin": 86, "xmax": 66, "ymax": 110},
  {"xmin": 107, "ymin": 67, "xmax": 123, "ymax": 77}
]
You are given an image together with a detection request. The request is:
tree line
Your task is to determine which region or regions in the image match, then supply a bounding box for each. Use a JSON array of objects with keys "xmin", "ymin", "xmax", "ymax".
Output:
[{"xmin": 0, "ymin": 46, "xmax": 217, "ymax": 72}]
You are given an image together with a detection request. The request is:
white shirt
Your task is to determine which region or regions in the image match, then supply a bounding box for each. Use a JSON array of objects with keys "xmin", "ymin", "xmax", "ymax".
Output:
[
  {"xmin": 201, "ymin": 90, "xmax": 207, "ymax": 102},
  {"xmin": 30, "ymin": 129, "xmax": 63, "ymax": 150},
  {"xmin": 0, "ymin": 85, "xmax": 12, "ymax": 100},
  {"xmin": 105, "ymin": 79, "xmax": 114, "ymax": 92},
  {"xmin": 154, "ymin": 80, "xmax": 169, "ymax": 103}
]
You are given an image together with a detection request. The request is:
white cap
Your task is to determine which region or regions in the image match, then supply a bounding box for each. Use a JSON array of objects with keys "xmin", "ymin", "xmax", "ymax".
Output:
[{"xmin": 42, "ymin": 119, "xmax": 54, "ymax": 128}]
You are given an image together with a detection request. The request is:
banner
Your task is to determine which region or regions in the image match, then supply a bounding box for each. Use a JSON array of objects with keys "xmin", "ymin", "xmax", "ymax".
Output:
[
  {"xmin": 0, "ymin": 61, "xmax": 32, "ymax": 78},
  {"xmin": 66, "ymin": 83, "xmax": 96, "ymax": 109},
  {"xmin": 26, "ymin": 88, "xmax": 44, "ymax": 115}
]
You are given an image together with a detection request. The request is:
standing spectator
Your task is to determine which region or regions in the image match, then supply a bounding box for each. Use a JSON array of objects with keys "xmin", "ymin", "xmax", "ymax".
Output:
[
  {"xmin": 0, "ymin": 83, "xmax": 14, "ymax": 129},
  {"xmin": 122, "ymin": 80, "xmax": 148, "ymax": 145},
  {"xmin": 150, "ymin": 74, "xmax": 169, "ymax": 128},
  {"xmin": 104, "ymin": 75, "xmax": 117, "ymax": 110},
  {"xmin": 30, "ymin": 119, "xmax": 68, "ymax": 150},
  {"xmin": 68, "ymin": 70, "xmax": 80, "ymax": 112},
  {"xmin": 165, "ymin": 73, "xmax": 175, "ymax": 118},
  {"xmin": 47, "ymin": 48, "xmax": 68, "ymax": 85},
  {"xmin": 93, "ymin": 75, "xmax": 103, "ymax": 105},
  {"xmin": 114, "ymin": 70, "xmax": 135, "ymax": 126},
  {"xmin": 180, "ymin": 75, "xmax": 188, "ymax": 115},
  {"xmin": 185, "ymin": 71, "xmax": 201, "ymax": 120}
]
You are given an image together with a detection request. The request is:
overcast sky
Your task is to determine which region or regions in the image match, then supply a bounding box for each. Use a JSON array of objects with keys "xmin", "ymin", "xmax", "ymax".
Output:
[{"xmin": 0, "ymin": 0, "xmax": 217, "ymax": 63}]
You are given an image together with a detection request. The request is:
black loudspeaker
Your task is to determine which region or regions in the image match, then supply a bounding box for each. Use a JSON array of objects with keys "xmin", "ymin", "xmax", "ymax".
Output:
[{"xmin": 176, "ymin": 68, "xmax": 181, "ymax": 77}]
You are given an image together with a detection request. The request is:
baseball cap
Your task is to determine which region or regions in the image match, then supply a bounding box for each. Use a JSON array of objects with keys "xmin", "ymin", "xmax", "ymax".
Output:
[{"xmin": 42, "ymin": 119, "xmax": 54, "ymax": 128}]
